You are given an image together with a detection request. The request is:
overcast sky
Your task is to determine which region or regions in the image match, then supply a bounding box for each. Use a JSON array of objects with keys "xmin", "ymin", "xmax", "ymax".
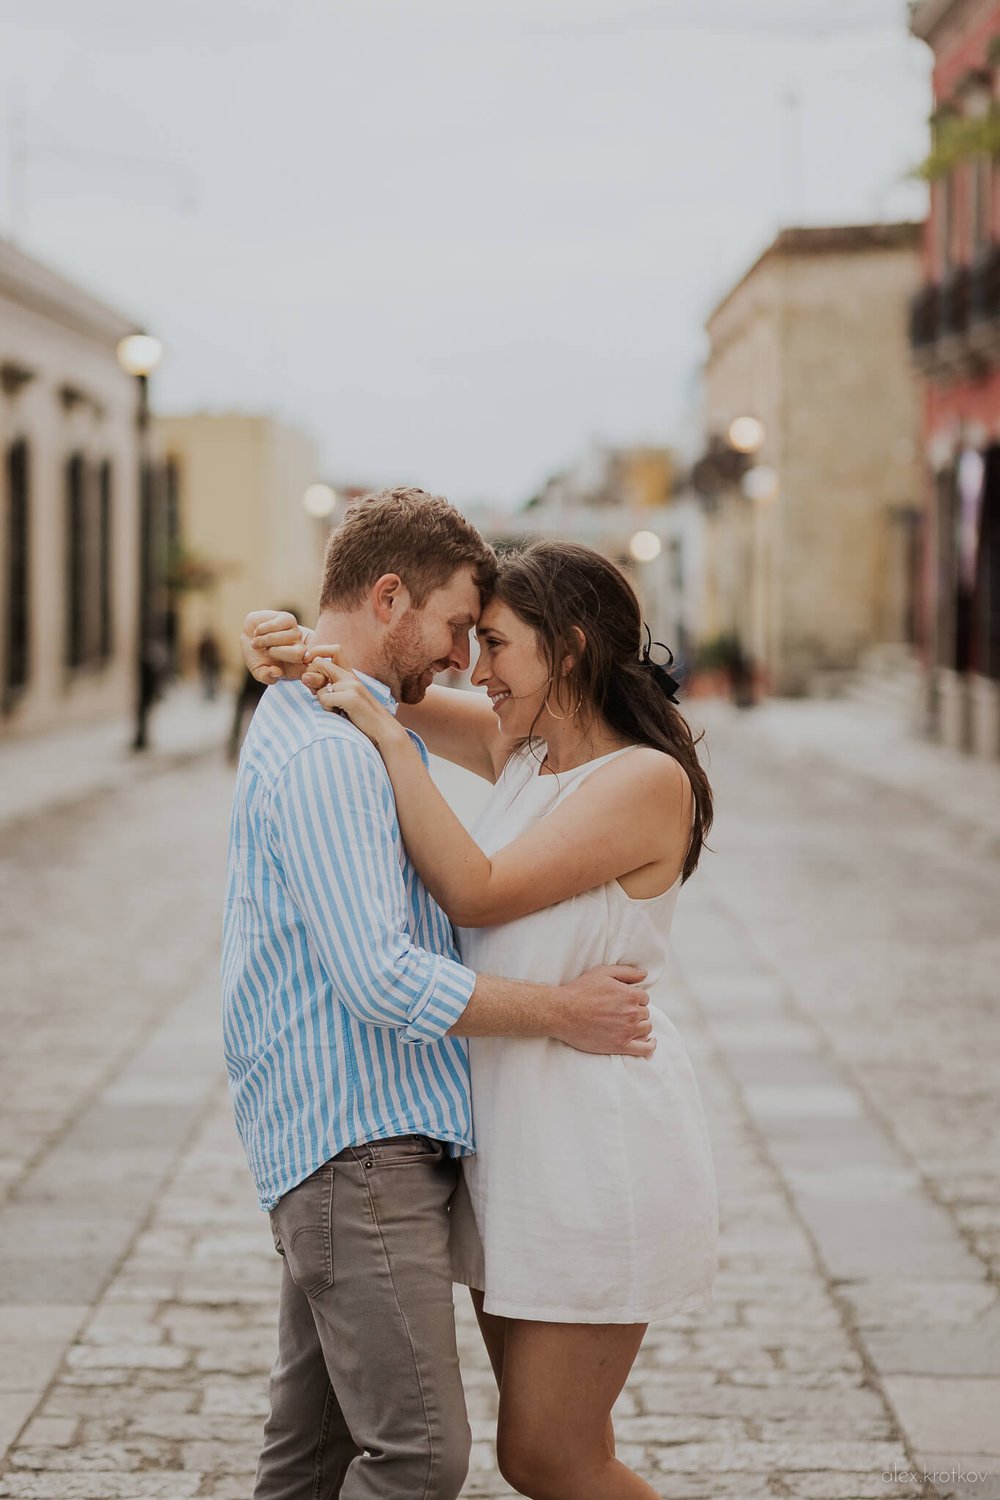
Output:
[{"xmin": 1, "ymin": 0, "xmax": 931, "ymax": 509}]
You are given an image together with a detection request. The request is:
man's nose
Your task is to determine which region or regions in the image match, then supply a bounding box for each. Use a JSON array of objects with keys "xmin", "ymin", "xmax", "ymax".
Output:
[
  {"xmin": 450, "ymin": 631, "xmax": 471, "ymax": 673},
  {"xmin": 469, "ymin": 644, "xmax": 487, "ymax": 684}
]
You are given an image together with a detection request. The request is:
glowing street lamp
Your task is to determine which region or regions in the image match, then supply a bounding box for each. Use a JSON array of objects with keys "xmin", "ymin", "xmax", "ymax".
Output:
[
  {"xmin": 116, "ymin": 333, "xmax": 164, "ymax": 378},
  {"xmin": 727, "ymin": 416, "xmax": 766, "ymax": 456},
  {"xmin": 741, "ymin": 465, "xmax": 780, "ymax": 504},
  {"xmin": 303, "ymin": 483, "xmax": 337, "ymax": 519},
  {"xmin": 629, "ymin": 529, "xmax": 662, "ymax": 563}
]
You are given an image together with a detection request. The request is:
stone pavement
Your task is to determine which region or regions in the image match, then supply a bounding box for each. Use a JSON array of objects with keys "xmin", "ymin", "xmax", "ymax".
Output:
[
  {"xmin": 691, "ymin": 695, "xmax": 1000, "ymax": 853},
  {"xmin": 0, "ymin": 696, "xmax": 997, "ymax": 1498}
]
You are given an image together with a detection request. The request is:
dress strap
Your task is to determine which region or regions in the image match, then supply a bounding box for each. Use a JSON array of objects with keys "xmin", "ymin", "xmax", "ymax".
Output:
[
  {"xmin": 533, "ymin": 746, "xmax": 642, "ymax": 807},
  {"xmin": 550, "ymin": 745, "xmax": 639, "ymax": 784}
]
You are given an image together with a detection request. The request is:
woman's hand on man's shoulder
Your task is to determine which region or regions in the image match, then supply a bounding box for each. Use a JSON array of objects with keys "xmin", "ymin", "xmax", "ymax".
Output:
[{"xmin": 240, "ymin": 610, "xmax": 313, "ymax": 684}]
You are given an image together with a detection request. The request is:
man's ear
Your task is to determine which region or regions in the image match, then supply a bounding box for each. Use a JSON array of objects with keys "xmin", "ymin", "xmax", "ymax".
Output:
[{"xmin": 371, "ymin": 574, "xmax": 407, "ymax": 624}]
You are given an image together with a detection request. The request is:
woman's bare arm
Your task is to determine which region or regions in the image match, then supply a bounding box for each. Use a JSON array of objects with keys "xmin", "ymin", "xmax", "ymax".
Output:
[{"xmin": 395, "ymin": 686, "xmax": 504, "ymax": 782}]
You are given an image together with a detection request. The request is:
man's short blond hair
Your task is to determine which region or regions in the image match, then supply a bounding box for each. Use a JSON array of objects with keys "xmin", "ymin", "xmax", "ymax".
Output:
[{"xmin": 319, "ymin": 487, "xmax": 496, "ymax": 611}]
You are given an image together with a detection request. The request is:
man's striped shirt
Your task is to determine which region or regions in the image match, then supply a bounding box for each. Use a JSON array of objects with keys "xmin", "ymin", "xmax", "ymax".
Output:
[{"xmin": 222, "ymin": 676, "xmax": 476, "ymax": 1211}]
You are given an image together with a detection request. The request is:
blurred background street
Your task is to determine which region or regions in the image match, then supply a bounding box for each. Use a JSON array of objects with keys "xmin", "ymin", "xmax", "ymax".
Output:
[{"xmin": 2, "ymin": 0, "xmax": 1000, "ymax": 1496}]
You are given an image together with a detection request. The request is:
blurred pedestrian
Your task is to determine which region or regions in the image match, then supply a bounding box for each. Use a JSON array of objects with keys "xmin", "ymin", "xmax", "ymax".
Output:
[
  {"xmin": 133, "ymin": 638, "xmax": 168, "ymax": 752},
  {"xmin": 196, "ymin": 630, "xmax": 222, "ymax": 701},
  {"xmin": 728, "ymin": 637, "xmax": 755, "ymax": 709}
]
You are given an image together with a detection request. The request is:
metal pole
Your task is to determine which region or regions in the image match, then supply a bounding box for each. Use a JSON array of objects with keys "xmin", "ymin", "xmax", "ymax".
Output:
[{"xmin": 132, "ymin": 373, "xmax": 152, "ymax": 751}]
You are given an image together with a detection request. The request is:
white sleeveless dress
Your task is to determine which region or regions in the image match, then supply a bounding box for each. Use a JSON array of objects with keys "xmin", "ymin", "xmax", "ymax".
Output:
[{"xmin": 450, "ymin": 742, "xmax": 719, "ymax": 1324}]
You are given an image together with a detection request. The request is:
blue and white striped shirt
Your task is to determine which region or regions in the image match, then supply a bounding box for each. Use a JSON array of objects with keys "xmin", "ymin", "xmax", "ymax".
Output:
[{"xmin": 222, "ymin": 675, "xmax": 476, "ymax": 1211}]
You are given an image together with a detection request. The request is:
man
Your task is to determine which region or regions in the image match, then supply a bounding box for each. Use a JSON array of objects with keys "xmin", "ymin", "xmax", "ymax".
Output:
[{"xmin": 224, "ymin": 487, "xmax": 652, "ymax": 1500}]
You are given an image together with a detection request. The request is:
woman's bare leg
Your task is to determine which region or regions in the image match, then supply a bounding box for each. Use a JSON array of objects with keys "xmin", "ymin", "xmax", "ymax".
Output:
[
  {"xmin": 470, "ymin": 1287, "xmax": 508, "ymax": 1387},
  {"xmin": 471, "ymin": 1290, "xmax": 616, "ymax": 1460},
  {"xmin": 494, "ymin": 1319, "xmax": 656, "ymax": 1500}
]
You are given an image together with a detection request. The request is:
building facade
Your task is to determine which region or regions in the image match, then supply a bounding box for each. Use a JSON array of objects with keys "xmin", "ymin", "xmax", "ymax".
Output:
[
  {"xmin": 909, "ymin": 0, "xmax": 1000, "ymax": 757},
  {"xmin": 698, "ymin": 223, "xmax": 924, "ymax": 697},
  {"xmin": 154, "ymin": 413, "xmax": 326, "ymax": 677},
  {"xmin": 0, "ymin": 239, "xmax": 143, "ymax": 739},
  {"xmin": 506, "ymin": 445, "xmax": 684, "ymax": 658}
]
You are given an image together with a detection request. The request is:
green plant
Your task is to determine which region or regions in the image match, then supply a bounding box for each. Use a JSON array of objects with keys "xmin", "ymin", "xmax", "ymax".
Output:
[
  {"xmin": 914, "ymin": 106, "xmax": 1000, "ymax": 180},
  {"xmin": 695, "ymin": 633, "xmax": 741, "ymax": 672},
  {"xmin": 165, "ymin": 545, "xmax": 220, "ymax": 594}
]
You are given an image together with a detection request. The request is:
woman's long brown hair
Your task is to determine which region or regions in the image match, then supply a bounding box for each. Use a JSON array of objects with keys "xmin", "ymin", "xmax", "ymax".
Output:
[{"xmin": 493, "ymin": 540, "xmax": 713, "ymax": 882}]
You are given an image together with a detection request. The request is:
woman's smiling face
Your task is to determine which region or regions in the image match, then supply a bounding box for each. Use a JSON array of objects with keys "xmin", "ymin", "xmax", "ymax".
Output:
[{"xmin": 471, "ymin": 599, "xmax": 551, "ymax": 738}]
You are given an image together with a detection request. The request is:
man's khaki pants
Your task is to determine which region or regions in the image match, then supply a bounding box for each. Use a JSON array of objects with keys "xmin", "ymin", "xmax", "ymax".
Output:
[{"xmin": 253, "ymin": 1135, "xmax": 471, "ymax": 1500}]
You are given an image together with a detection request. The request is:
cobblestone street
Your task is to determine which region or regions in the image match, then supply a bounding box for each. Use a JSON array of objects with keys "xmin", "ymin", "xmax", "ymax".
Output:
[{"xmin": 1, "ymin": 702, "xmax": 998, "ymax": 1500}]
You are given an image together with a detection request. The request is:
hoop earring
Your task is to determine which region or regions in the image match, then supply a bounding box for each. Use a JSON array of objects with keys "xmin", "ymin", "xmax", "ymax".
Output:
[{"xmin": 544, "ymin": 685, "xmax": 582, "ymax": 720}]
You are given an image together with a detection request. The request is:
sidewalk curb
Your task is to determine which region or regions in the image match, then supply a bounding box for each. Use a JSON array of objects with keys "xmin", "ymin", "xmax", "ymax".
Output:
[
  {"xmin": 0, "ymin": 738, "xmax": 229, "ymax": 835},
  {"xmin": 0, "ymin": 687, "xmax": 232, "ymax": 833}
]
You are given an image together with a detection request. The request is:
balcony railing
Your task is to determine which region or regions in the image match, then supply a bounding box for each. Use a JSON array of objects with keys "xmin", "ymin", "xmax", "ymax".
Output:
[
  {"xmin": 910, "ymin": 284, "xmax": 938, "ymax": 349},
  {"xmin": 940, "ymin": 265, "xmax": 970, "ymax": 337},
  {"xmin": 909, "ymin": 250, "xmax": 1000, "ymax": 374},
  {"xmin": 970, "ymin": 246, "xmax": 1000, "ymax": 323}
]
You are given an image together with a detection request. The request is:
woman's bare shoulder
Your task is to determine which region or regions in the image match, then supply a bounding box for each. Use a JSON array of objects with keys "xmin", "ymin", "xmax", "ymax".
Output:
[{"xmin": 586, "ymin": 744, "xmax": 692, "ymax": 805}]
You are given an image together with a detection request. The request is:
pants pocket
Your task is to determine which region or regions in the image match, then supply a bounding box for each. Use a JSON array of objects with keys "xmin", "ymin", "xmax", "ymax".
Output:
[
  {"xmin": 370, "ymin": 1134, "xmax": 446, "ymax": 1167},
  {"xmin": 270, "ymin": 1165, "xmax": 335, "ymax": 1296}
]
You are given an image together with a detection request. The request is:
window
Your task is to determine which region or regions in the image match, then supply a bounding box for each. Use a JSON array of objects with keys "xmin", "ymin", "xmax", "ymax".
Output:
[
  {"xmin": 975, "ymin": 448, "xmax": 1000, "ymax": 680},
  {"xmin": 971, "ymin": 154, "xmax": 992, "ymax": 256},
  {"xmin": 98, "ymin": 460, "xmax": 113, "ymax": 661},
  {"xmin": 65, "ymin": 453, "xmax": 87, "ymax": 669},
  {"xmin": 64, "ymin": 454, "xmax": 116, "ymax": 671},
  {"xmin": 4, "ymin": 439, "xmax": 30, "ymax": 705}
]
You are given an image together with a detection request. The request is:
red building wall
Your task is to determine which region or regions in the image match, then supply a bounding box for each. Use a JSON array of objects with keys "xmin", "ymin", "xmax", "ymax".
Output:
[
  {"xmin": 928, "ymin": 365, "xmax": 1000, "ymax": 432},
  {"xmin": 932, "ymin": 1, "xmax": 1000, "ymax": 98},
  {"xmin": 913, "ymin": 0, "xmax": 1000, "ymax": 717}
]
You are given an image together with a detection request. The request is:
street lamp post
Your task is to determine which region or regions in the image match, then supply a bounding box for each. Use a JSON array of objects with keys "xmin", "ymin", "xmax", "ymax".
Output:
[
  {"xmin": 116, "ymin": 333, "xmax": 164, "ymax": 751},
  {"xmin": 732, "ymin": 422, "xmax": 778, "ymax": 706},
  {"xmin": 720, "ymin": 417, "xmax": 770, "ymax": 707},
  {"xmin": 689, "ymin": 415, "xmax": 779, "ymax": 703},
  {"xmin": 628, "ymin": 527, "xmax": 668, "ymax": 651}
]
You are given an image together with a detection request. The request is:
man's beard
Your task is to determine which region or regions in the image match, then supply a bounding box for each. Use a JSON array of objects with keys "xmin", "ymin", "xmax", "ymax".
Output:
[{"xmin": 374, "ymin": 612, "xmax": 443, "ymax": 704}]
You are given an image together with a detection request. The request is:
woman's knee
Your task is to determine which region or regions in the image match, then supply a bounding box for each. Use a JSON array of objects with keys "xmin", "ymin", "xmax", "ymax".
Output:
[
  {"xmin": 496, "ymin": 1427, "xmax": 585, "ymax": 1500},
  {"xmin": 496, "ymin": 1437, "xmax": 545, "ymax": 1499}
]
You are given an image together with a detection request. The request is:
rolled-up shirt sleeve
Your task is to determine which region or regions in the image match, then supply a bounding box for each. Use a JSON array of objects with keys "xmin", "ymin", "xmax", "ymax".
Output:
[{"xmin": 267, "ymin": 734, "xmax": 475, "ymax": 1044}]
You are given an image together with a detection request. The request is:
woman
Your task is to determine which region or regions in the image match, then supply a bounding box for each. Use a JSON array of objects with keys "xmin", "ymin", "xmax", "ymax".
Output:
[{"xmin": 245, "ymin": 541, "xmax": 718, "ymax": 1500}]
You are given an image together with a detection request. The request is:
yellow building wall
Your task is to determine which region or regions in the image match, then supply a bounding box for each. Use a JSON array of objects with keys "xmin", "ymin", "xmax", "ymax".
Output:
[
  {"xmin": 155, "ymin": 414, "xmax": 325, "ymax": 679},
  {"xmin": 619, "ymin": 447, "xmax": 673, "ymax": 510}
]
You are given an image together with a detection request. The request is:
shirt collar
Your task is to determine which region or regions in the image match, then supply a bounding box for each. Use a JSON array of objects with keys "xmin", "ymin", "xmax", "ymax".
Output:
[{"xmin": 354, "ymin": 669, "xmax": 399, "ymax": 717}]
